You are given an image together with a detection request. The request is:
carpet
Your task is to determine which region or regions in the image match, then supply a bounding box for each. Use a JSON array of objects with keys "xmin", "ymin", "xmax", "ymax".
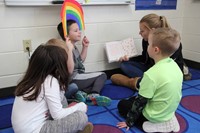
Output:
[
  {"xmin": 0, "ymin": 68, "xmax": 200, "ymax": 133},
  {"xmin": 0, "ymin": 97, "xmax": 14, "ymax": 133}
]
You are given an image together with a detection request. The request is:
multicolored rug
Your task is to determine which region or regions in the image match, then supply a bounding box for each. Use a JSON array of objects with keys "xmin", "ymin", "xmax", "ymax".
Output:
[{"xmin": 0, "ymin": 68, "xmax": 200, "ymax": 133}]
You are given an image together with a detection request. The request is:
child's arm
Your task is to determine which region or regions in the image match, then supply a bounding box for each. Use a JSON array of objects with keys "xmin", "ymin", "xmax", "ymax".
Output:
[
  {"xmin": 67, "ymin": 102, "xmax": 88, "ymax": 112},
  {"xmin": 126, "ymin": 95, "xmax": 148, "ymax": 127},
  {"xmin": 80, "ymin": 36, "xmax": 89, "ymax": 62},
  {"xmin": 117, "ymin": 94, "xmax": 148, "ymax": 130},
  {"xmin": 45, "ymin": 77, "xmax": 87, "ymax": 120},
  {"xmin": 66, "ymin": 37, "xmax": 74, "ymax": 74}
]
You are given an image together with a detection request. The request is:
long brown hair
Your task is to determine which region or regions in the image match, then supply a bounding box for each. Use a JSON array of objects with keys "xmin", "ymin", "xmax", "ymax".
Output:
[{"xmin": 15, "ymin": 43, "xmax": 69, "ymax": 101}]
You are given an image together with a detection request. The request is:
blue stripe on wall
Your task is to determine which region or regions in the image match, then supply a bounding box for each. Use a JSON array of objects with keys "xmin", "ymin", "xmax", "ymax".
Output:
[{"xmin": 135, "ymin": 0, "xmax": 177, "ymax": 10}]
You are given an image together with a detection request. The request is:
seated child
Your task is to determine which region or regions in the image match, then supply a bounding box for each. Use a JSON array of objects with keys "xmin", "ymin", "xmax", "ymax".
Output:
[
  {"xmin": 57, "ymin": 20, "xmax": 111, "ymax": 106},
  {"xmin": 12, "ymin": 42, "xmax": 93, "ymax": 133},
  {"xmin": 116, "ymin": 28, "xmax": 182, "ymax": 133},
  {"xmin": 46, "ymin": 38, "xmax": 79, "ymax": 102}
]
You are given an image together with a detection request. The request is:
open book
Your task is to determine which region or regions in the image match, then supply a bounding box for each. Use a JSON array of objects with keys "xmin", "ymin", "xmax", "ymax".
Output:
[{"xmin": 105, "ymin": 38, "xmax": 138, "ymax": 63}]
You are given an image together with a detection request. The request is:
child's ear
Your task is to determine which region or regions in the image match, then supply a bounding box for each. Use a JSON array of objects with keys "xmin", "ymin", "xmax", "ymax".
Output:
[{"xmin": 154, "ymin": 46, "xmax": 160, "ymax": 53}]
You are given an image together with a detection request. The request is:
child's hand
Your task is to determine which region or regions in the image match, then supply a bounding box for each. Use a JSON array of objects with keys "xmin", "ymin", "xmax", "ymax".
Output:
[
  {"xmin": 82, "ymin": 36, "xmax": 89, "ymax": 48},
  {"xmin": 119, "ymin": 55, "xmax": 129, "ymax": 62},
  {"xmin": 67, "ymin": 102, "xmax": 77, "ymax": 108},
  {"xmin": 65, "ymin": 37, "xmax": 74, "ymax": 52},
  {"xmin": 116, "ymin": 122, "xmax": 130, "ymax": 131}
]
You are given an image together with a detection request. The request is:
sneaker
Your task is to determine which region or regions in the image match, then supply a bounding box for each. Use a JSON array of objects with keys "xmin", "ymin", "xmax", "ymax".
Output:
[
  {"xmin": 184, "ymin": 73, "xmax": 192, "ymax": 81},
  {"xmin": 96, "ymin": 96, "xmax": 112, "ymax": 106},
  {"xmin": 75, "ymin": 91, "xmax": 87, "ymax": 102},
  {"xmin": 142, "ymin": 115, "xmax": 180, "ymax": 133},
  {"xmin": 78, "ymin": 122, "xmax": 93, "ymax": 133},
  {"xmin": 86, "ymin": 93, "xmax": 111, "ymax": 106}
]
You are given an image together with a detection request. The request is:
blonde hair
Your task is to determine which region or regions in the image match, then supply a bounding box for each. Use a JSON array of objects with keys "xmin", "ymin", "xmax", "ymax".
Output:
[
  {"xmin": 140, "ymin": 13, "xmax": 171, "ymax": 30},
  {"xmin": 150, "ymin": 28, "xmax": 180, "ymax": 56},
  {"xmin": 45, "ymin": 38, "xmax": 68, "ymax": 53}
]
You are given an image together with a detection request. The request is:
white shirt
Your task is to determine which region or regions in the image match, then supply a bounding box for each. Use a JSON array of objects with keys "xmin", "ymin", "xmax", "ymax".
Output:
[{"xmin": 12, "ymin": 75, "xmax": 87, "ymax": 133}]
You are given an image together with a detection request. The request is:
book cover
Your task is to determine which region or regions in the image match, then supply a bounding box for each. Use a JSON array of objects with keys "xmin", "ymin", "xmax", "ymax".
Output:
[{"xmin": 105, "ymin": 38, "xmax": 138, "ymax": 63}]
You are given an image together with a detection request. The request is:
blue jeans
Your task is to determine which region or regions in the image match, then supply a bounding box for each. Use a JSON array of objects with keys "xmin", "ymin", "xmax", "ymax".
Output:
[
  {"xmin": 120, "ymin": 61, "xmax": 148, "ymax": 78},
  {"xmin": 65, "ymin": 83, "xmax": 79, "ymax": 99}
]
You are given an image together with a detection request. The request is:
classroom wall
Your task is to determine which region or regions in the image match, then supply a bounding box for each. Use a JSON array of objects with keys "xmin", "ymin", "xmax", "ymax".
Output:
[
  {"xmin": 0, "ymin": 0, "xmax": 198, "ymax": 88},
  {"xmin": 181, "ymin": 0, "xmax": 200, "ymax": 62}
]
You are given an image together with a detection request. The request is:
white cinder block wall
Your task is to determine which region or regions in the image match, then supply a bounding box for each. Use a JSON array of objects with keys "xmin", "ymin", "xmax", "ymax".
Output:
[
  {"xmin": 181, "ymin": 0, "xmax": 200, "ymax": 63},
  {"xmin": 0, "ymin": 0, "xmax": 199, "ymax": 88}
]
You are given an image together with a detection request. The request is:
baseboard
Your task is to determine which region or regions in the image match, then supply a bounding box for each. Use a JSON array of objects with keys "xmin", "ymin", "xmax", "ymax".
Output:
[
  {"xmin": 0, "ymin": 59, "xmax": 199, "ymax": 98},
  {"xmin": 184, "ymin": 59, "xmax": 200, "ymax": 70},
  {"xmin": 0, "ymin": 86, "xmax": 15, "ymax": 98}
]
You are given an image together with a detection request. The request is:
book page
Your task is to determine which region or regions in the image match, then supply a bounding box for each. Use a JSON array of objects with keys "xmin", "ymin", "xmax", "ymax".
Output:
[
  {"xmin": 105, "ymin": 37, "xmax": 138, "ymax": 63},
  {"xmin": 121, "ymin": 38, "xmax": 138, "ymax": 58},
  {"xmin": 105, "ymin": 41, "xmax": 124, "ymax": 63}
]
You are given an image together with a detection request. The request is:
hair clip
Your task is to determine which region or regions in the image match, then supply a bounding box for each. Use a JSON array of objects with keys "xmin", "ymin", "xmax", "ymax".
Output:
[{"xmin": 160, "ymin": 16, "xmax": 163, "ymax": 21}]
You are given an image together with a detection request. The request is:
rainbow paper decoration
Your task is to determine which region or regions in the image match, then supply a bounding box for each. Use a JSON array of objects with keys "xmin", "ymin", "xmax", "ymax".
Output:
[{"xmin": 60, "ymin": 0, "xmax": 85, "ymax": 37}]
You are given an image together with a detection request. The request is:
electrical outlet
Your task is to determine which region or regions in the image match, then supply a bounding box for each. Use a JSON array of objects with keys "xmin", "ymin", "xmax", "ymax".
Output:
[{"xmin": 23, "ymin": 40, "xmax": 32, "ymax": 52}]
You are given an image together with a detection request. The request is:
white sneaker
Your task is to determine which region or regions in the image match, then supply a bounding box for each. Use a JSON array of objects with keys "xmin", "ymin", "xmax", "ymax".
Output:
[{"xmin": 142, "ymin": 115, "xmax": 180, "ymax": 133}]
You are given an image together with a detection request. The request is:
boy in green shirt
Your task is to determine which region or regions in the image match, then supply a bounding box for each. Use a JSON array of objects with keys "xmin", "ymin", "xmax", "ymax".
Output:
[{"xmin": 117, "ymin": 28, "xmax": 183, "ymax": 132}]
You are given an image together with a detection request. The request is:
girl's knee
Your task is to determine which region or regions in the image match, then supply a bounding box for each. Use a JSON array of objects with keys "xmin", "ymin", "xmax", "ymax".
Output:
[{"xmin": 75, "ymin": 111, "xmax": 88, "ymax": 124}]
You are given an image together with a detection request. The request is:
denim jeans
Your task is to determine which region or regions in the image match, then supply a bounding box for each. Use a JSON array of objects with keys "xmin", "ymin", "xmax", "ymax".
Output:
[
  {"xmin": 65, "ymin": 83, "xmax": 79, "ymax": 99},
  {"xmin": 120, "ymin": 61, "xmax": 148, "ymax": 78}
]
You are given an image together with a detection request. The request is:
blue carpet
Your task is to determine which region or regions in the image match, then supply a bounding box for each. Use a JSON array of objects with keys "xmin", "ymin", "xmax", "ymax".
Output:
[
  {"xmin": 189, "ymin": 68, "xmax": 200, "ymax": 80},
  {"xmin": 0, "ymin": 68, "xmax": 200, "ymax": 133},
  {"xmin": 0, "ymin": 104, "xmax": 13, "ymax": 129},
  {"xmin": 101, "ymin": 80, "xmax": 135, "ymax": 100},
  {"xmin": 0, "ymin": 96, "xmax": 14, "ymax": 132}
]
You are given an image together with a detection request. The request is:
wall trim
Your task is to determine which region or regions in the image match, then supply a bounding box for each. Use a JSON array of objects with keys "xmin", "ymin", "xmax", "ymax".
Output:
[
  {"xmin": 184, "ymin": 59, "xmax": 200, "ymax": 70},
  {"xmin": 0, "ymin": 86, "xmax": 15, "ymax": 98}
]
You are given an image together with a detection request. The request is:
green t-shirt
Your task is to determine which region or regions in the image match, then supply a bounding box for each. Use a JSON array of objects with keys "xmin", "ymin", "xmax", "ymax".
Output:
[{"xmin": 139, "ymin": 57, "xmax": 183, "ymax": 122}]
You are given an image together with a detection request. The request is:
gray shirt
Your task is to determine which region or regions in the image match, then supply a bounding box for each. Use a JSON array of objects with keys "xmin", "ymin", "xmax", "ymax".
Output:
[{"xmin": 71, "ymin": 46, "xmax": 85, "ymax": 79}]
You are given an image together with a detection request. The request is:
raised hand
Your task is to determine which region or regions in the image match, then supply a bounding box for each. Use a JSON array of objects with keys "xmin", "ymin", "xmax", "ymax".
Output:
[
  {"xmin": 65, "ymin": 37, "xmax": 74, "ymax": 52},
  {"xmin": 82, "ymin": 36, "xmax": 89, "ymax": 48}
]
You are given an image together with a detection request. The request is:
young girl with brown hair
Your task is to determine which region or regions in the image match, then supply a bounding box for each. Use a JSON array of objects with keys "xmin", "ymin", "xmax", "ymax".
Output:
[{"xmin": 12, "ymin": 40, "xmax": 93, "ymax": 133}]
